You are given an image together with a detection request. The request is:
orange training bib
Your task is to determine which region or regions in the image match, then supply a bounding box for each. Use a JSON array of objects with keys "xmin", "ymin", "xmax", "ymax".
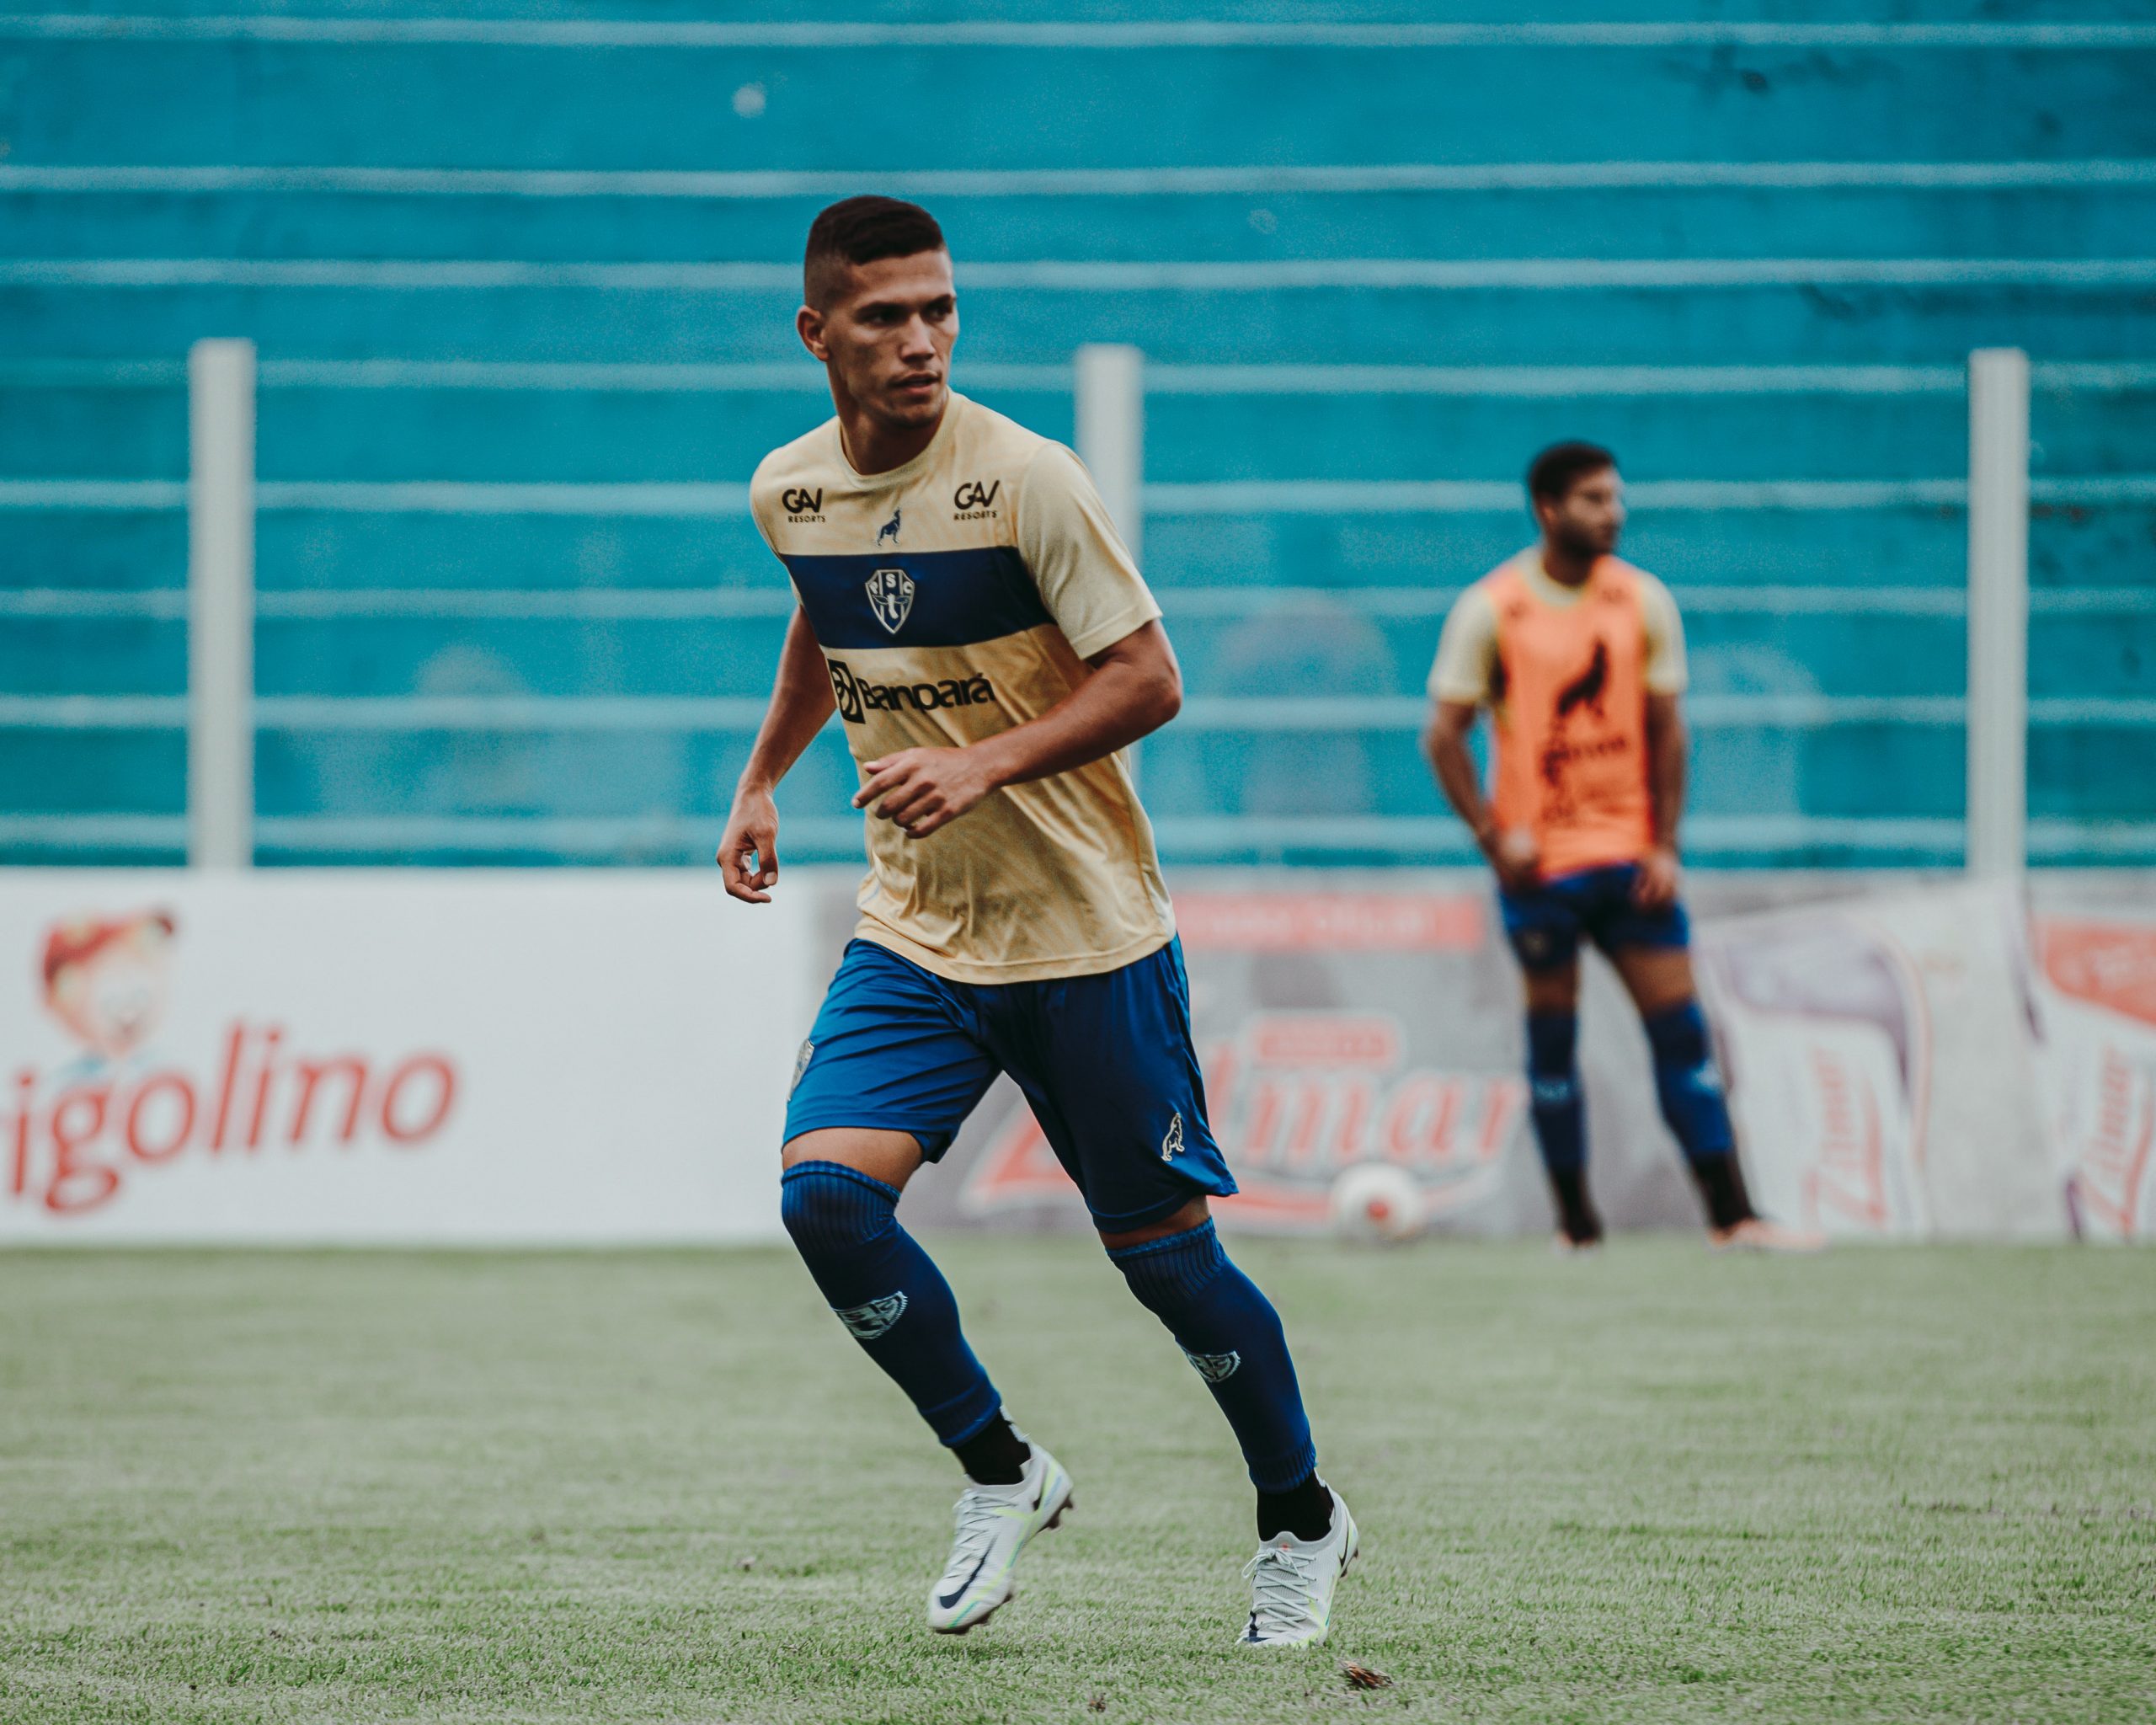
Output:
[{"xmin": 1486, "ymin": 556, "xmax": 1656, "ymax": 879}]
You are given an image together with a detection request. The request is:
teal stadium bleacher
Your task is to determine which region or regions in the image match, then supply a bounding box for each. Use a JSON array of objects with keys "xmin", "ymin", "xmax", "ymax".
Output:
[{"xmin": 3, "ymin": 5, "xmax": 2153, "ymax": 868}]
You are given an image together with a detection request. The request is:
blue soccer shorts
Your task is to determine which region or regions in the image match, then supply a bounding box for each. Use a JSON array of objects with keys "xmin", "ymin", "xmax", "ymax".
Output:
[
  {"xmin": 783, "ymin": 937, "xmax": 1235, "ymax": 1231},
  {"xmin": 1497, "ymin": 861, "xmax": 1692, "ymax": 974}
]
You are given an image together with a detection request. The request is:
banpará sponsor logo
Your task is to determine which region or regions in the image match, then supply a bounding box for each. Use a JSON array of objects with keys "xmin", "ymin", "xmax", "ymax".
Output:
[
  {"xmin": 781, "ymin": 485, "xmax": 825, "ymax": 522},
  {"xmin": 953, "ymin": 478, "xmax": 1001, "ymax": 520},
  {"xmin": 827, "ymin": 659, "xmax": 996, "ymax": 725},
  {"xmin": 10, "ymin": 909, "xmax": 458, "ymax": 1217}
]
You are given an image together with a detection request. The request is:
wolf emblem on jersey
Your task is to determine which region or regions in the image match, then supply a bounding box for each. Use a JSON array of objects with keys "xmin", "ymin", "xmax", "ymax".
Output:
[
  {"xmin": 867, "ymin": 567, "xmax": 915, "ymax": 635},
  {"xmin": 1161, "ymin": 1111, "xmax": 1186, "ymax": 1162},
  {"xmin": 834, "ymin": 1292, "xmax": 908, "ymax": 1340},
  {"xmin": 876, "ymin": 505, "xmax": 902, "ymax": 547},
  {"xmin": 1555, "ymin": 638, "xmax": 1610, "ymax": 721}
]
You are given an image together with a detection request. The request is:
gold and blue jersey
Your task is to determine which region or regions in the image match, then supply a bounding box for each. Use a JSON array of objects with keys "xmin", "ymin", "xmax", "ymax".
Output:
[{"xmin": 750, "ymin": 392, "xmax": 1175, "ymax": 985}]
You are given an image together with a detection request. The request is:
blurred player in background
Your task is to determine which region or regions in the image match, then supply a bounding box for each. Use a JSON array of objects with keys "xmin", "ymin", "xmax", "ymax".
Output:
[
  {"xmin": 717, "ymin": 198, "xmax": 1357, "ymax": 1648},
  {"xmin": 1423, "ymin": 442, "xmax": 1819, "ymax": 1253}
]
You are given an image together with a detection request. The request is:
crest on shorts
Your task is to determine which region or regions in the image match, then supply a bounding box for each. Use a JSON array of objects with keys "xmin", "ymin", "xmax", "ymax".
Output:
[
  {"xmin": 1182, "ymin": 1347, "xmax": 1241, "ymax": 1384},
  {"xmin": 834, "ymin": 1292, "xmax": 908, "ymax": 1340},
  {"xmin": 1161, "ymin": 1111, "xmax": 1185, "ymax": 1162},
  {"xmin": 789, "ymin": 1039, "xmax": 814, "ymax": 1095},
  {"xmin": 866, "ymin": 567, "xmax": 915, "ymax": 635}
]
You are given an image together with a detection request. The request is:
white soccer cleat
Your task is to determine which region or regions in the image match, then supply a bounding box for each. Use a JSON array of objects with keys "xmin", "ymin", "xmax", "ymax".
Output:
[
  {"xmin": 925, "ymin": 1441, "xmax": 1074, "ymax": 1634},
  {"xmin": 1238, "ymin": 1489, "xmax": 1359, "ymax": 1649}
]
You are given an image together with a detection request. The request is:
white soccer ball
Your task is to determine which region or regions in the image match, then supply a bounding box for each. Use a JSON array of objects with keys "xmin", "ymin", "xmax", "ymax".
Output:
[{"xmin": 1329, "ymin": 1162, "xmax": 1428, "ymax": 1244}]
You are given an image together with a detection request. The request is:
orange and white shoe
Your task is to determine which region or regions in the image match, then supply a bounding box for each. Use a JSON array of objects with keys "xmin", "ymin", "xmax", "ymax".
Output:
[{"xmin": 1710, "ymin": 1217, "xmax": 1827, "ymax": 1253}]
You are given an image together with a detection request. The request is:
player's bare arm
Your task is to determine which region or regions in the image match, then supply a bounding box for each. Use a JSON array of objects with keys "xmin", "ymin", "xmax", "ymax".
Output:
[
  {"xmin": 1423, "ymin": 698, "xmax": 1540, "ymax": 890},
  {"xmin": 1636, "ymin": 691, "xmax": 1687, "ymax": 909},
  {"xmin": 717, "ymin": 608, "xmax": 835, "ymax": 903},
  {"xmin": 854, "ymin": 621, "xmax": 1182, "ymax": 839}
]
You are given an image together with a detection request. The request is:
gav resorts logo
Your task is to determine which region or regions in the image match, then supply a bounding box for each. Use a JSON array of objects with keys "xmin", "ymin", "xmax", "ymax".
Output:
[
  {"xmin": 9, "ymin": 907, "xmax": 461, "ymax": 1217},
  {"xmin": 953, "ymin": 478, "xmax": 1001, "ymax": 521}
]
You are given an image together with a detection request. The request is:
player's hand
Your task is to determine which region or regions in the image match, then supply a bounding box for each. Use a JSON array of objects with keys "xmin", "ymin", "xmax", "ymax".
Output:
[
  {"xmin": 1633, "ymin": 844, "xmax": 1681, "ymax": 910},
  {"xmin": 852, "ymin": 745, "xmax": 1001, "ymax": 839},
  {"xmin": 1487, "ymin": 827, "xmax": 1541, "ymax": 894},
  {"xmin": 717, "ymin": 787, "xmax": 780, "ymax": 902}
]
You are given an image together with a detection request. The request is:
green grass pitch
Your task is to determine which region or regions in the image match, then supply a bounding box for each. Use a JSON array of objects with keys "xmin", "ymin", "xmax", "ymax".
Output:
[{"xmin": 2, "ymin": 1238, "xmax": 2151, "ymax": 1723}]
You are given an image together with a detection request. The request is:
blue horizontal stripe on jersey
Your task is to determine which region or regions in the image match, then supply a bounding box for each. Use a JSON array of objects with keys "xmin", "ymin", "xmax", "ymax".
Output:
[{"xmin": 781, "ymin": 547, "xmax": 1052, "ymax": 649}]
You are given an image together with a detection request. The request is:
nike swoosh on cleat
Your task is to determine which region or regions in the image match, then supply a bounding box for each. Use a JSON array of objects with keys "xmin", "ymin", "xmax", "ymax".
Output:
[{"xmin": 937, "ymin": 1550, "xmax": 993, "ymax": 1611}]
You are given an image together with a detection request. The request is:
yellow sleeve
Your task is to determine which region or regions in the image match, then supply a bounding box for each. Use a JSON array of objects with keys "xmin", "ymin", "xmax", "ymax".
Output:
[
  {"xmin": 1015, "ymin": 442, "xmax": 1162, "ymax": 660},
  {"xmin": 1428, "ymin": 585, "xmax": 1501, "ymax": 704},
  {"xmin": 1638, "ymin": 574, "xmax": 1689, "ymax": 694}
]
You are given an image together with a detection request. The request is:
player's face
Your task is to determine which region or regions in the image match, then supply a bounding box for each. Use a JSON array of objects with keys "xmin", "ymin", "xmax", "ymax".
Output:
[
  {"xmin": 1540, "ymin": 466, "xmax": 1625, "ymax": 558},
  {"xmin": 798, "ymin": 250, "xmax": 958, "ymax": 431}
]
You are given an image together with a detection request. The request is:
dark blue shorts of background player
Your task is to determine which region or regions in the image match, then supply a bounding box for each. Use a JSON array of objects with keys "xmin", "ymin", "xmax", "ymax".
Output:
[{"xmin": 1497, "ymin": 860, "xmax": 1689, "ymax": 974}]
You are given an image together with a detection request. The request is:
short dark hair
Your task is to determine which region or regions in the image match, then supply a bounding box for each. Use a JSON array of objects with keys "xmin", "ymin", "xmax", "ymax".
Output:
[
  {"xmin": 803, "ymin": 196, "xmax": 947, "ymax": 307},
  {"xmin": 1526, "ymin": 441, "xmax": 1618, "ymax": 505}
]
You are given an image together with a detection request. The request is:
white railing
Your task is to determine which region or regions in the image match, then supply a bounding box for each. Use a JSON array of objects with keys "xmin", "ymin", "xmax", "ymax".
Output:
[{"xmin": 8, "ymin": 339, "xmax": 2130, "ymax": 869}]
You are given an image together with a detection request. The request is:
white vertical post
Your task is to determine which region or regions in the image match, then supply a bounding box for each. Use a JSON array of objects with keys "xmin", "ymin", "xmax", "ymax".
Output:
[
  {"xmin": 1075, "ymin": 344, "xmax": 1148, "ymax": 785},
  {"xmin": 1966, "ymin": 347, "xmax": 2030, "ymax": 879},
  {"xmin": 1074, "ymin": 344, "xmax": 1145, "ymax": 569},
  {"xmin": 188, "ymin": 338, "xmax": 256, "ymax": 869}
]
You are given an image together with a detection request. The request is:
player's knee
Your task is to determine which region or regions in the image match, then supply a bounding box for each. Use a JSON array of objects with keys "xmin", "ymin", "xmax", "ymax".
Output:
[
  {"xmin": 1643, "ymin": 998, "xmax": 1710, "ymax": 1071},
  {"xmin": 779, "ymin": 1160, "xmax": 899, "ymax": 1262},
  {"xmin": 1106, "ymin": 1215, "xmax": 1228, "ymax": 1317},
  {"xmin": 1521, "ymin": 958, "xmax": 1581, "ymax": 1016}
]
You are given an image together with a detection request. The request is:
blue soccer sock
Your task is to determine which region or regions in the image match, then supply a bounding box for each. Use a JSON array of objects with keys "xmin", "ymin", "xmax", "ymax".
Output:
[
  {"xmin": 779, "ymin": 1161, "xmax": 1003, "ymax": 1448},
  {"xmin": 1107, "ymin": 1220, "xmax": 1318, "ymax": 1494},
  {"xmin": 1642, "ymin": 1000, "xmax": 1755, "ymax": 1230},
  {"xmin": 1527, "ymin": 1010, "xmax": 1599, "ymax": 1241}
]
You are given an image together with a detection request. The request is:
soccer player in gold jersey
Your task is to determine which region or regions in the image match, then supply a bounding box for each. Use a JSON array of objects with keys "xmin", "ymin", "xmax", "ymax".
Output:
[{"xmin": 716, "ymin": 198, "xmax": 1357, "ymax": 1647}]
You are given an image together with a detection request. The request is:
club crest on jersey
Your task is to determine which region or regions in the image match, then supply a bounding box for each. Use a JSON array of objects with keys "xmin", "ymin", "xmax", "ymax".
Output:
[
  {"xmin": 1161, "ymin": 1111, "xmax": 1185, "ymax": 1162},
  {"xmin": 866, "ymin": 567, "xmax": 915, "ymax": 635},
  {"xmin": 876, "ymin": 505, "xmax": 902, "ymax": 547},
  {"xmin": 834, "ymin": 1292, "xmax": 908, "ymax": 1340},
  {"xmin": 1182, "ymin": 1347, "xmax": 1241, "ymax": 1384}
]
